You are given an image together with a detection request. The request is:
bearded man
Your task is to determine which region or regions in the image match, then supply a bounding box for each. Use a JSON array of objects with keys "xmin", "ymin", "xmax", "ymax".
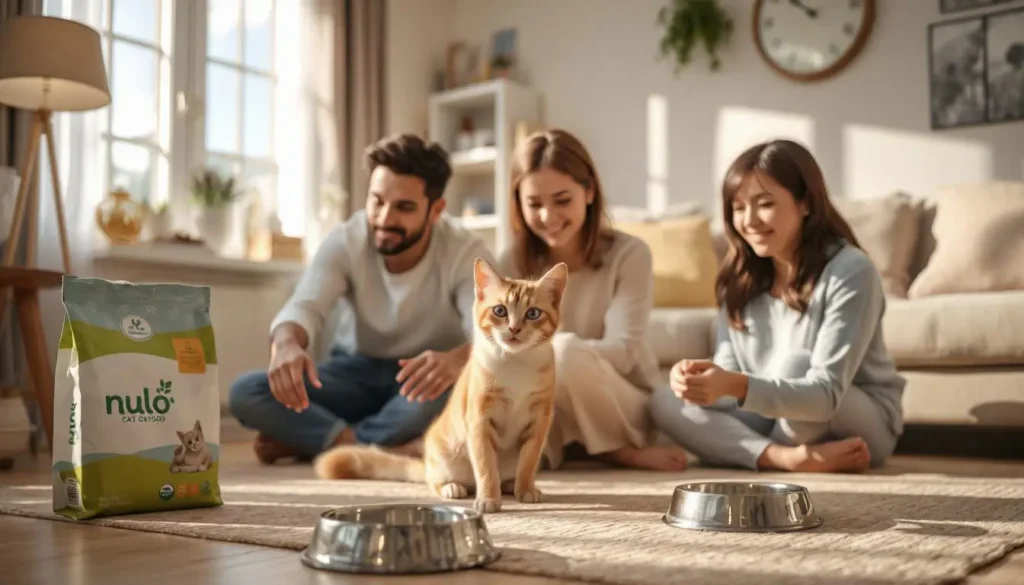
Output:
[{"xmin": 229, "ymin": 133, "xmax": 495, "ymax": 464}]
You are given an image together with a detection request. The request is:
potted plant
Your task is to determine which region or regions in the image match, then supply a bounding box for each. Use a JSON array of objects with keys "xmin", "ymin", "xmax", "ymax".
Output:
[
  {"xmin": 490, "ymin": 54, "xmax": 513, "ymax": 79},
  {"xmin": 657, "ymin": 0, "xmax": 733, "ymax": 73},
  {"xmin": 190, "ymin": 168, "xmax": 243, "ymax": 253},
  {"xmin": 147, "ymin": 201, "xmax": 173, "ymax": 241}
]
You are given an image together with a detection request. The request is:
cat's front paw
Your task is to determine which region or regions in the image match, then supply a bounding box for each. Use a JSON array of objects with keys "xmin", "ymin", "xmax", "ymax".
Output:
[
  {"xmin": 474, "ymin": 497, "xmax": 502, "ymax": 513},
  {"xmin": 440, "ymin": 482, "xmax": 470, "ymax": 499},
  {"xmin": 515, "ymin": 484, "xmax": 543, "ymax": 504}
]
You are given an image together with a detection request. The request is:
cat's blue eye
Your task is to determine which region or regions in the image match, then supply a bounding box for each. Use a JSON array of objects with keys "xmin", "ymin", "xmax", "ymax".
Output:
[
  {"xmin": 525, "ymin": 307, "xmax": 542, "ymax": 320},
  {"xmin": 492, "ymin": 305, "xmax": 507, "ymax": 318}
]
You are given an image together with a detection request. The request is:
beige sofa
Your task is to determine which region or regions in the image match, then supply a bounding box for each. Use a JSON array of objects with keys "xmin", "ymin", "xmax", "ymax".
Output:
[{"xmin": 625, "ymin": 182, "xmax": 1024, "ymax": 456}]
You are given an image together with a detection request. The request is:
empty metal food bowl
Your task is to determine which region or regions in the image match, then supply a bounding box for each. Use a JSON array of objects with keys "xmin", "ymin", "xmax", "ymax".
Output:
[
  {"xmin": 300, "ymin": 503, "xmax": 501, "ymax": 574},
  {"xmin": 662, "ymin": 481, "xmax": 823, "ymax": 533}
]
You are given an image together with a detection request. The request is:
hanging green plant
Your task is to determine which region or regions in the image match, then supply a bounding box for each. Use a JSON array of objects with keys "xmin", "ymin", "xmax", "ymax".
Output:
[{"xmin": 657, "ymin": 0, "xmax": 733, "ymax": 73}]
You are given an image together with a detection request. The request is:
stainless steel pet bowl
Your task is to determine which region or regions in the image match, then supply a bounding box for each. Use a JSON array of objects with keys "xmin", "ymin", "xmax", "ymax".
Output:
[
  {"xmin": 300, "ymin": 503, "xmax": 500, "ymax": 574},
  {"xmin": 663, "ymin": 481, "xmax": 823, "ymax": 533}
]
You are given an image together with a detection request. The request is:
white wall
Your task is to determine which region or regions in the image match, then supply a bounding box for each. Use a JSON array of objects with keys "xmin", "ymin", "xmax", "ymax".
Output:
[
  {"xmin": 385, "ymin": 0, "xmax": 456, "ymax": 137},
  {"xmin": 386, "ymin": 0, "xmax": 1024, "ymax": 213}
]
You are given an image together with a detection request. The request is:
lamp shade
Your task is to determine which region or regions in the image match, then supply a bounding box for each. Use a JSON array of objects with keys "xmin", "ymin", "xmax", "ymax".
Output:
[{"xmin": 0, "ymin": 15, "xmax": 110, "ymax": 112}]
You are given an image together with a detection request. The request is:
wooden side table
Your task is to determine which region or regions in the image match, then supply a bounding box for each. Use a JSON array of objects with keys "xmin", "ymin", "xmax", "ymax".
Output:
[{"xmin": 0, "ymin": 267, "xmax": 63, "ymax": 451}]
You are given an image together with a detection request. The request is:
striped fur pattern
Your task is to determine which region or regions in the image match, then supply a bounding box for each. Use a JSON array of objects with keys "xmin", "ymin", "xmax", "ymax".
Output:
[{"xmin": 314, "ymin": 258, "xmax": 568, "ymax": 513}]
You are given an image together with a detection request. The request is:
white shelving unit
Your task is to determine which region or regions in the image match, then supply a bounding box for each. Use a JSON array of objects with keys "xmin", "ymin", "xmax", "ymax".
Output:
[{"xmin": 428, "ymin": 79, "xmax": 543, "ymax": 252}]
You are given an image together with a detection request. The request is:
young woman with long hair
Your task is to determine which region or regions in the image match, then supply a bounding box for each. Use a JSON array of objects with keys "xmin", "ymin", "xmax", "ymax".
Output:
[
  {"xmin": 650, "ymin": 140, "xmax": 905, "ymax": 472},
  {"xmin": 499, "ymin": 129, "xmax": 689, "ymax": 471}
]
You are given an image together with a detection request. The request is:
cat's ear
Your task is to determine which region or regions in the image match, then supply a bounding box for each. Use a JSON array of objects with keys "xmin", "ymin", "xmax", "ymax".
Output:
[
  {"xmin": 537, "ymin": 262, "xmax": 568, "ymax": 307},
  {"xmin": 473, "ymin": 257, "xmax": 503, "ymax": 299},
  {"xmin": 193, "ymin": 419, "xmax": 202, "ymax": 433},
  {"xmin": 177, "ymin": 430, "xmax": 185, "ymax": 442}
]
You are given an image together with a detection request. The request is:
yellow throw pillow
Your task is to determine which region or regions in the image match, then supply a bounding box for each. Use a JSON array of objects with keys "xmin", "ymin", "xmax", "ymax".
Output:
[{"xmin": 616, "ymin": 215, "xmax": 719, "ymax": 308}]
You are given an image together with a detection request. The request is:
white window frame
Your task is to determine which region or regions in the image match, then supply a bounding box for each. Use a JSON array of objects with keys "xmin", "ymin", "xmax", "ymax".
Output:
[
  {"xmin": 44, "ymin": 0, "xmax": 293, "ymax": 235},
  {"xmin": 187, "ymin": 0, "xmax": 280, "ymax": 218}
]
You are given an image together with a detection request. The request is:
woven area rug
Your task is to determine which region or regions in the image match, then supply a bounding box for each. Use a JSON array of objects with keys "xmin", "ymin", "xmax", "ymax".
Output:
[{"xmin": 2, "ymin": 456, "xmax": 1024, "ymax": 585}]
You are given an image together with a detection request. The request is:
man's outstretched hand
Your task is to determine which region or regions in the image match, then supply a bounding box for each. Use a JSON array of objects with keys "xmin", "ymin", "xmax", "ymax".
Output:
[
  {"xmin": 396, "ymin": 346, "xmax": 469, "ymax": 403},
  {"xmin": 268, "ymin": 338, "xmax": 322, "ymax": 412}
]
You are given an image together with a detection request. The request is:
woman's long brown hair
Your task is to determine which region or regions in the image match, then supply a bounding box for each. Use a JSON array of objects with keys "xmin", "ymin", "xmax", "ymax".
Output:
[
  {"xmin": 717, "ymin": 140, "xmax": 861, "ymax": 330},
  {"xmin": 508, "ymin": 129, "xmax": 613, "ymax": 278}
]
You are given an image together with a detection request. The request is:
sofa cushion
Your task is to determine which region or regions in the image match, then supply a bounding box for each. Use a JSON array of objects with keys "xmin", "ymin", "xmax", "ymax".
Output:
[
  {"xmin": 908, "ymin": 182, "xmax": 1024, "ymax": 298},
  {"xmin": 648, "ymin": 290, "xmax": 1024, "ymax": 369},
  {"xmin": 831, "ymin": 192, "xmax": 921, "ymax": 298},
  {"xmin": 646, "ymin": 306, "xmax": 716, "ymax": 366},
  {"xmin": 616, "ymin": 215, "xmax": 719, "ymax": 308},
  {"xmin": 883, "ymin": 291, "xmax": 1024, "ymax": 367}
]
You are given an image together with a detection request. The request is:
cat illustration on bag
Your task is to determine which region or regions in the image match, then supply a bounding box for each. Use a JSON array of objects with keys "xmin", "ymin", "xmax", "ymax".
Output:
[{"xmin": 170, "ymin": 419, "xmax": 213, "ymax": 473}]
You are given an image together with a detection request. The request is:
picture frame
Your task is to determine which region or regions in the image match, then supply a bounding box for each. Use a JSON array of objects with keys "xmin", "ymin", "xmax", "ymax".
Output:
[
  {"xmin": 983, "ymin": 6, "xmax": 1024, "ymax": 124},
  {"xmin": 928, "ymin": 5, "xmax": 1024, "ymax": 129},
  {"xmin": 938, "ymin": 0, "xmax": 1012, "ymax": 15},
  {"xmin": 928, "ymin": 15, "xmax": 988, "ymax": 129}
]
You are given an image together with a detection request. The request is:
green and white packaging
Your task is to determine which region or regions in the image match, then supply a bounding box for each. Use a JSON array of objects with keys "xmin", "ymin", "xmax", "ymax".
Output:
[{"xmin": 52, "ymin": 276, "xmax": 222, "ymax": 520}]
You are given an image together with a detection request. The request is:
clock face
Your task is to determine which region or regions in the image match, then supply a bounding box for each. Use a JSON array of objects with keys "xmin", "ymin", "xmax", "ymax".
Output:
[{"xmin": 755, "ymin": 0, "xmax": 874, "ymax": 80}]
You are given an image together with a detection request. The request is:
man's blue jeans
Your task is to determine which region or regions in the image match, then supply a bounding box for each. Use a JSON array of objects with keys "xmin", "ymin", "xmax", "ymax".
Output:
[{"xmin": 228, "ymin": 350, "xmax": 450, "ymax": 459}]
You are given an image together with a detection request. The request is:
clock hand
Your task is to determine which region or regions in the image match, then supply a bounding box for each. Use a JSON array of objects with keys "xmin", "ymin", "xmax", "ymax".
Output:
[{"xmin": 788, "ymin": 0, "xmax": 818, "ymax": 18}]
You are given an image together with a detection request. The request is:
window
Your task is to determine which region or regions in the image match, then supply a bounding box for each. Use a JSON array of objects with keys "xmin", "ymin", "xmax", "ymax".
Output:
[
  {"xmin": 43, "ymin": 0, "xmax": 304, "ymax": 237},
  {"xmin": 203, "ymin": 0, "xmax": 278, "ymax": 225}
]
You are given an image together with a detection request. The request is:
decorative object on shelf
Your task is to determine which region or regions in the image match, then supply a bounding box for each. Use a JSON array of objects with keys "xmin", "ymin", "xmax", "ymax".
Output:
[
  {"xmin": 928, "ymin": 7, "xmax": 1022, "ymax": 129},
  {"xmin": 456, "ymin": 116, "xmax": 476, "ymax": 151},
  {"xmin": 146, "ymin": 201, "xmax": 173, "ymax": 241},
  {"xmin": 0, "ymin": 14, "xmax": 111, "ymax": 278},
  {"xmin": 939, "ymin": 0, "xmax": 1013, "ymax": 15},
  {"xmin": 94, "ymin": 188, "xmax": 147, "ymax": 245},
  {"xmin": 752, "ymin": 0, "xmax": 874, "ymax": 82},
  {"xmin": 488, "ymin": 28, "xmax": 517, "ymax": 79},
  {"xmin": 445, "ymin": 41, "xmax": 471, "ymax": 89},
  {"xmin": 473, "ymin": 128, "xmax": 495, "ymax": 148},
  {"xmin": 247, "ymin": 217, "xmax": 304, "ymax": 262},
  {"xmin": 657, "ymin": 0, "xmax": 733, "ymax": 73},
  {"xmin": 461, "ymin": 197, "xmax": 495, "ymax": 217},
  {"xmin": 190, "ymin": 167, "xmax": 243, "ymax": 254}
]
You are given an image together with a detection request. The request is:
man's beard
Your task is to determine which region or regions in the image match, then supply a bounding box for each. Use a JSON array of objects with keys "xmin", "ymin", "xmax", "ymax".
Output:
[{"xmin": 372, "ymin": 219, "xmax": 429, "ymax": 256}]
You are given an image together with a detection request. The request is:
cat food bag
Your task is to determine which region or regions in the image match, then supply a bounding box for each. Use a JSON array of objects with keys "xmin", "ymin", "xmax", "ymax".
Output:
[{"xmin": 52, "ymin": 276, "xmax": 222, "ymax": 520}]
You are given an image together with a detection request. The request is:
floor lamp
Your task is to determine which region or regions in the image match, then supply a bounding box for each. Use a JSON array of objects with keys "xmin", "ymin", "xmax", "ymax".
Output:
[{"xmin": 0, "ymin": 15, "xmax": 110, "ymax": 321}]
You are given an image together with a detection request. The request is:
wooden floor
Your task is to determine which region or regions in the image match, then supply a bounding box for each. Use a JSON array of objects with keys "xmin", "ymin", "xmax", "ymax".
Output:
[{"xmin": 2, "ymin": 447, "xmax": 1023, "ymax": 585}]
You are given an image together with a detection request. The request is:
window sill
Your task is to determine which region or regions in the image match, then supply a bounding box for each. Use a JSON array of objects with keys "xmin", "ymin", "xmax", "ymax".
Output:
[{"xmin": 91, "ymin": 242, "xmax": 305, "ymax": 277}]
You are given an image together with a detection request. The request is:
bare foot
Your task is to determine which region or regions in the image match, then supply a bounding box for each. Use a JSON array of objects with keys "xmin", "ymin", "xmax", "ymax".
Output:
[
  {"xmin": 600, "ymin": 445, "xmax": 690, "ymax": 471},
  {"xmin": 759, "ymin": 437, "xmax": 870, "ymax": 473}
]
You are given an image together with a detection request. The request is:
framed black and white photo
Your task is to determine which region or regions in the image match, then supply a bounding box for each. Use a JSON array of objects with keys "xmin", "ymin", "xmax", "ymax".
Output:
[
  {"xmin": 939, "ymin": 0, "xmax": 1012, "ymax": 15},
  {"xmin": 928, "ymin": 16, "xmax": 988, "ymax": 129},
  {"xmin": 984, "ymin": 7, "xmax": 1024, "ymax": 123}
]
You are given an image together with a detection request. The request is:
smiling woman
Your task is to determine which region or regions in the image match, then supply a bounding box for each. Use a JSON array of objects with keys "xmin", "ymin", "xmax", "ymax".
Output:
[
  {"xmin": 500, "ymin": 129, "xmax": 691, "ymax": 472},
  {"xmin": 651, "ymin": 139, "xmax": 908, "ymax": 474}
]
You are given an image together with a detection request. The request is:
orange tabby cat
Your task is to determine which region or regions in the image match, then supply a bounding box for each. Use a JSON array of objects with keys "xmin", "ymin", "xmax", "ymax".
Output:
[{"xmin": 313, "ymin": 257, "xmax": 567, "ymax": 513}]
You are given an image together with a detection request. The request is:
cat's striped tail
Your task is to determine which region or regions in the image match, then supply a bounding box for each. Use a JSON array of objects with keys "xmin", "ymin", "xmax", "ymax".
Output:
[{"xmin": 313, "ymin": 444, "xmax": 425, "ymax": 482}]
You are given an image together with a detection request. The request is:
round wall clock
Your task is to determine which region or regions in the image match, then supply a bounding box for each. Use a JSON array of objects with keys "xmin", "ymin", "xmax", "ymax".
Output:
[{"xmin": 753, "ymin": 0, "xmax": 875, "ymax": 82}]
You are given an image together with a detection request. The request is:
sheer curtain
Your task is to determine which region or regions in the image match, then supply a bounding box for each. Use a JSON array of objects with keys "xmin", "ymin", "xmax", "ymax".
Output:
[
  {"xmin": 34, "ymin": 0, "xmax": 108, "ymax": 369},
  {"xmin": 303, "ymin": 0, "xmax": 387, "ymax": 246},
  {"xmin": 0, "ymin": 0, "xmax": 43, "ymax": 442}
]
